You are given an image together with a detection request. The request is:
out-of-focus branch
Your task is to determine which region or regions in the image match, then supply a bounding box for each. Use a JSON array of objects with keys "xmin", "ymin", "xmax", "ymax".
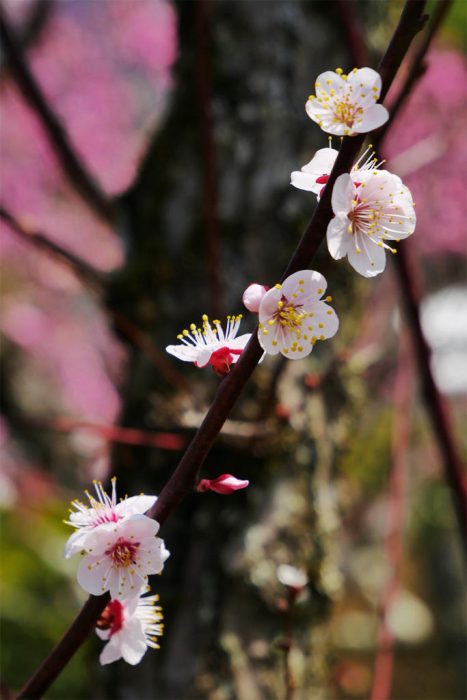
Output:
[
  {"xmin": 195, "ymin": 0, "xmax": 224, "ymax": 318},
  {"xmin": 334, "ymin": 0, "xmax": 367, "ymax": 66},
  {"xmin": 0, "ymin": 9, "xmax": 115, "ymax": 224},
  {"xmin": 13, "ymin": 416, "xmax": 187, "ymax": 451},
  {"xmin": 17, "ymin": 2, "xmax": 428, "ymax": 697},
  {"xmin": 0, "ymin": 206, "xmax": 104, "ymax": 287},
  {"xmin": 372, "ymin": 0, "xmax": 466, "ymax": 546},
  {"xmin": 374, "ymin": 0, "xmax": 453, "ymax": 151},
  {"xmin": 370, "ymin": 339, "xmax": 412, "ymax": 700}
]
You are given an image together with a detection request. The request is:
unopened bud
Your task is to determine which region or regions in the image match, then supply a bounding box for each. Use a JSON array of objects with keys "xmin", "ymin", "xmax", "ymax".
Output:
[
  {"xmin": 197, "ymin": 474, "xmax": 249, "ymax": 495},
  {"xmin": 242, "ymin": 283, "xmax": 268, "ymax": 313}
]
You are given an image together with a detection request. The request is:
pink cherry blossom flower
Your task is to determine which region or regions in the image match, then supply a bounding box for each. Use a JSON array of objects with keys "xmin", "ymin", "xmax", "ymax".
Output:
[
  {"xmin": 64, "ymin": 477, "xmax": 157, "ymax": 558},
  {"xmin": 76, "ymin": 515, "xmax": 169, "ymax": 599},
  {"xmin": 306, "ymin": 67, "xmax": 389, "ymax": 136},
  {"xmin": 165, "ymin": 314, "xmax": 251, "ymax": 375},
  {"xmin": 242, "ymin": 283, "xmax": 269, "ymax": 313},
  {"xmin": 197, "ymin": 474, "xmax": 250, "ymax": 494},
  {"xmin": 96, "ymin": 590, "xmax": 164, "ymax": 665},
  {"xmin": 257, "ymin": 270, "xmax": 338, "ymax": 359},
  {"xmin": 327, "ymin": 170, "xmax": 416, "ymax": 277}
]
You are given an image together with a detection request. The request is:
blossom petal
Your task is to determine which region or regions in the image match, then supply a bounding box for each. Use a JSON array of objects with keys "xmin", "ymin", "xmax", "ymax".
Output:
[
  {"xmin": 258, "ymin": 287, "xmax": 282, "ymax": 324},
  {"xmin": 77, "ymin": 554, "xmax": 110, "ymax": 595},
  {"xmin": 309, "ymin": 302, "xmax": 339, "ymax": 339},
  {"xmin": 165, "ymin": 344, "xmax": 200, "ymax": 362},
  {"xmin": 64, "ymin": 529, "xmax": 88, "ymax": 559},
  {"xmin": 354, "ymin": 104, "xmax": 389, "ymax": 133},
  {"xmin": 331, "ymin": 174, "xmax": 354, "ymax": 214},
  {"xmin": 282, "ymin": 270, "xmax": 328, "ymax": 300},
  {"xmin": 120, "ymin": 619, "xmax": 148, "ymax": 665},
  {"xmin": 348, "ymin": 237, "xmax": 386, "ymax": 277},
  {"xmin": 327, "ymin": 214, "xmax": 352, "ymax": 260},
  {"xmin": 99, "ymin": 638, "xmax": 124, "ymax": 665},
  {"xmin": 290, "ymin": 170, "xmax": 320, "ymax": 193},
  {"xmin": 115, "ymin": 495, "xmax": 157, "ymax": 519},
  {"xmin": 301, "ymin": 148, "xmax": 339, "ymax": 176}
]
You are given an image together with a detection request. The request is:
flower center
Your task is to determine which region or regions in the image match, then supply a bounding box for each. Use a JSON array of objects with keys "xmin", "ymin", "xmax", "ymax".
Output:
[
  {"xmin": 208, "ymin": 346, "xmax": 242, "ymax": 376},
  {"xmin": 334, "ymin": 98, "xmax": 356, "ymax": 127},
  {"xmin": 106, "ymin": 539, "xmax": 139, "ymax": 568},
  {"xmin": 97, "ymin": 599, "xmax": 125, "ymax": 636},
  {"xmin": 275, "ymin": 299, "xmax": 306, "ymax": 330}
]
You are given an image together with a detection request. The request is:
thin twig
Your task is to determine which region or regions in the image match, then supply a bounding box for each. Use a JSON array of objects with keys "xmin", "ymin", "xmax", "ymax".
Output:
[
  {"xmin": 17, "ymin": 2, "xmax": 428, "ymax": 697},
  {"xmin": 195, "ymin": 0, "xmax": 224, "ymax": 318},
  {"xmin": 0, "ymin": 9, "xmax": 114, "ymax": 223}
]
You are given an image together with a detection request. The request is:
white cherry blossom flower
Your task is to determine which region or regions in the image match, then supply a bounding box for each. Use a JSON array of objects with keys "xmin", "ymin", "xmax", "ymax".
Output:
[
  {"xmin": 327, "ymin": 169, "xmax": 416, "ymax": 277},
  {"xmin": 76, "ymin": 514, "xmax": 169, "ymax": 599},
  {"xmin": 306, "ymin": 67, "xmax": 389, "ymax": 136},
  {"xmin": 166, "ymin": 314, "xmax": 251, "ymax": 375},
  {"xmin": 64, "ymin": 478, "xmax": 157, "ymax": 559},
  {"xmin": 258, "ymin": 270, "xmax": 338, "ymax": 359},
  {"xmin": 96, "ymin": 590, "xmax": 164, "ymax": 665},
  {"xmin": 291, "ymin": 143, "xmax": 386, "ymax": 200}
]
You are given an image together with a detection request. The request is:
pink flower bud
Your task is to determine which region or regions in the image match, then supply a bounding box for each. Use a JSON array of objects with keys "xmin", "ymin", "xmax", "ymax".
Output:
[
  {"xmin": 197, "ymin": 474, "xmax": 249, "ymax": 494},
  {"xmin": 242, "ymin": 283, "xmax": 268, "ymax": 313}
]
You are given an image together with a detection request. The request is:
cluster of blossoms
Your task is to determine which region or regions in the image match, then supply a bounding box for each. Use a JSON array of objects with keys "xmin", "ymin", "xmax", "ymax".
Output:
[{"xmin": 64, "ymin": 478, "xmax": 169, "ymax": 665}]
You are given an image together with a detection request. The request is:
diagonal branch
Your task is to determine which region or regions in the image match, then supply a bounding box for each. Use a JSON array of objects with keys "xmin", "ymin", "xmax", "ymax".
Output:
[
  {"xmin": 0, "ymin": 206, "xmax": 104, "ymax": 287},
  {"xmin": 17, "ymin": 2, "xmax": 428, "ymax": 697},
  {"xmin": 0, "ymin": 9, "xmax": 115, "ymax": 223}
]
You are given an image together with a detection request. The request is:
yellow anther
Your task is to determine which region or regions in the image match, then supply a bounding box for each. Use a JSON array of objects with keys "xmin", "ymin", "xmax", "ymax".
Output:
[
  {"xmin": 274, "ymin": 283, "xmax": 282, "ymax": 289},
  {"xmin": 268, "ymin": 319, "xmax": 275, "ymax": 325},
  {"xmin": 335, "ymin": 68, "xmax": 343, "ymax": 74},
  {"xmin": 325, "ymin": 295, "xmax": 332, "ymax": 302},
  {"xmin": 318, "ymin": 323, "xmax": 324, "ymax": 328}
]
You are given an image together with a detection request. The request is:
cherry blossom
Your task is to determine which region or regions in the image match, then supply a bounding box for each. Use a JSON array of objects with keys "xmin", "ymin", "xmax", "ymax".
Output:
[
  {"xmin": 197, "ymin": 474, "xmax": 250, "ymax": 494},
  {"xmin": 64, "ymin": 477, "xmax": 157, "ymax": 558},
  {"xmin": 306, "ymin": 67, "xmax": 389, "ymax": 136},
  {"xmin": 327, "ymin": 170, "xmax": 416, "ymax": 277},
  {"xmin": 96, "ymin": 590, "xmax": 164, "ymax": 665},
  {"xmin": 291, "ymin": 143, "xmax": 387, "ymax": 199},
  {"xmin": 258, "ymin": 270, "xmax": 338, "ymax": 359},
  {"xmin": 76, "ymin": 514, "xmax": 169, "ymax": 599},
  {"xmin": 166, "ymin": 314, "xmax": 251, "ymax": 375},
  {"xmin": 242, "ymin": 283, "xmax": 268, "ymax": 313}
]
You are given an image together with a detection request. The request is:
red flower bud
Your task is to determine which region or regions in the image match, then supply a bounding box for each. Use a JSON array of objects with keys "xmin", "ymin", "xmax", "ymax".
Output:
[{"xmin": 197, "ymin": 474, "xmax": 249, "ymax": 494}]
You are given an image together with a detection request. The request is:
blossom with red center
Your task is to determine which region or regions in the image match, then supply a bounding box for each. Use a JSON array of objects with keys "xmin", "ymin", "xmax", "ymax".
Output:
[
  {"xmin": 165, "ymin": 314, "xmax": 251, "ymax": 373},
  {"xmin": 197, "ymin": 474, "xmax": 249, "ymax": 494},
  {"xmin": 96, "ymin": 590, "xmax": 164, "ymax": 665},
  {"xmin": 257, "ymin": 270, "xmax": 338, "ymax": 359},
  {"xmin": 64, "ymin": 477, "xmax": 157, "ymax": 558},
  {"xmin": 306, "ymin": 67, "xmax": 389, "ymax": 136},
  {"xmin": 76, "ymin": 514, "xmax": 169, "ymax": 599},
  {"xmin": 327, "ymin": 170, "xmax": 416, "ymax": 277}
]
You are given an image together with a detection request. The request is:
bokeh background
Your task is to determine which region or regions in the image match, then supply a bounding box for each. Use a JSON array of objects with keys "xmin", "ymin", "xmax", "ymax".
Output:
[{"xmin": 0, "ymin": 1, "xmax": 466, "ymax": 699}]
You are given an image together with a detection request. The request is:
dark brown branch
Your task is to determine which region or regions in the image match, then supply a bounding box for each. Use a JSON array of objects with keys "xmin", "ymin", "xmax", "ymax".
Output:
[
  {"xmin": 195, "ymin": 0, "xmax": 224, "ymax": 318},
  {"xmin": 0, "ymin": 206, "xmax": 104, "ymax": 287},
  {"xmin": 17, "ymin": 2, "xmax": 427, "ymax": 697},
  {"xmin": 17, "ymin": 595, "xmax": 109, "ymax": 700},
  {"xmin": 0, "ymin": 9, "xmax": 115, "ymax": 223}
]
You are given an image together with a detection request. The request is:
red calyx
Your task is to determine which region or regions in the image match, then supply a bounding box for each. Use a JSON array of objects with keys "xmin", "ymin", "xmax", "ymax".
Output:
[
  {"xmin": 97, "ymin": 599, "xmax": 124, "ymax": 636},
  {"xmin": 209, "ymin": 347, "xmax": 242, "ymax": 376}
]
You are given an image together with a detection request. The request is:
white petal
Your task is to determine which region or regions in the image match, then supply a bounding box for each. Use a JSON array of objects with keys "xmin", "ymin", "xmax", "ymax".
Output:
[
  {"xmin": 258, "ymin": 287, "xmax": 282, "ymax": 325},
  {"xmin": 302, "ymin": 148, "xmax": 338, "ymax": 176},
  {"xmin": 194, "ymin": 346, "xmax": 213, "ymax": 368},
  {"xmin": 309, "ymin": 302, "xmax": 339, "ymax": 339},
  {"xmin": 257, "ymin": 325, "xmax": 281, "ymax": 355},
  {"xmin": 120, "ymin": 620, "xmax": 148, "ymax": 665},
  {"xmin": 348, "ymin": 67, "xmax": 382, "ymax": 93},
  {"xmin": 226, "ymin": 333, "xmax": 251, "ymax": 354},
  {"xmin": 119, "ymin": 514, "xmax": 160, "ymax": 539},
  {"xmin": 331, "ymin": 174, "xmax": 354, "ymax": 214},
  {"xmin": 115, "ymin": 496, "xmax": 157, "ymax": 519},
  {"xmin": 77, "ymin": 555, "xmax": 110, "ymax": 595},
  {"xmin": 348, "ymin": 238, "xmax": 386, "ymax": 277},
  {"xmin": 64, "ymin": 529, "xmax": 88, "ymax": 559},
  {"xmin": 99, "ymin": 639, "xmax": 123, "ymax": 665},
  {"xmin": 290, "ymin": 170, "xmax": 320, "ymax": 193},
  {"xmin": 354, "ymin": 104, "xmax": 389, "ymax": 133},
  {"xmin": 315, "ymin": 70, "xmax": 346, "ymax": 94},
  {"xmin": 282, "ymin": 270, "xmax": 327, "ymax": 300},
  {"xmin": 327, "ymin": 214, "xmax": 352, "ymax": 260},
  {"xmin": 165, "ymin": 344, "xmax": 199, "ymax": 362},
  {"xmin": 96, "ymin": 628, "xmax": 110, "ymax": 641}
]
